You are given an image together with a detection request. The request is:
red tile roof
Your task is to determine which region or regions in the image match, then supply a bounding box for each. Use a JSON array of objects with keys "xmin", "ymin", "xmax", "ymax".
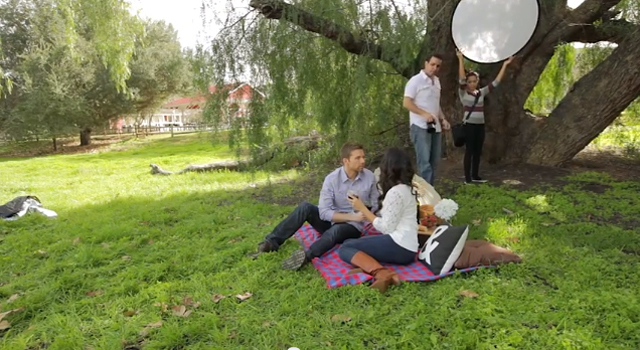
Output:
[{"xmin": 162, "ymin": 83, "xmax": 264, "ymax": 110}]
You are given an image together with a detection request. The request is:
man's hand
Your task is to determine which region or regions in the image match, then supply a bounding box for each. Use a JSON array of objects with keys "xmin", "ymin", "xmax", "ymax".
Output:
[
  {"xmin": 349, "ymin": 212, "xmax": 366, "ymax": 222},
  {"xmin": 422, "ymin": 112, "xmax": 435, "ymax": 123},
  {"xmin": 441, "ymin": 119, "xmax": 450, "ymax": 130},
  {"xmin": 347, "ymin": 194, "xmax": 366, "ymax": 212}
]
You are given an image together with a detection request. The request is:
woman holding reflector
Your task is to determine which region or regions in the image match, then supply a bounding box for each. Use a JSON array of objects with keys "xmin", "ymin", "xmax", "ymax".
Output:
[{"xmin": 456, "ymin": 50, "xmax": 513, "ymax": 184}]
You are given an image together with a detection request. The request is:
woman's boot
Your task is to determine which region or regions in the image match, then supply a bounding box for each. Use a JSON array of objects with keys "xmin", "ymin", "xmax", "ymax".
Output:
[{"xmin": 349, "ymin": 251, "xmax": 401, "ymax": 293}]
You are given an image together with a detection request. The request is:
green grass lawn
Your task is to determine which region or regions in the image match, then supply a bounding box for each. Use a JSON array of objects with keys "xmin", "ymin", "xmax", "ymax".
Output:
[
  {"xmin": 1, "ymin": 133, "xmax": 639, "ymax": 349},
  {"xmin": 591, "ymin": 125, "xmax": 640, "ymax": 157}
]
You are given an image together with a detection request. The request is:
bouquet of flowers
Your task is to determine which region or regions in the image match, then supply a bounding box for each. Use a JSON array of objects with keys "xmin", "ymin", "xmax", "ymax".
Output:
[
  {"xmin": 418, "ymin": 199, "xmax": 459, "ymax": 229},
  {"xmin": 434, "ymin": 198, "xmax": 459, "ymax": 222}
]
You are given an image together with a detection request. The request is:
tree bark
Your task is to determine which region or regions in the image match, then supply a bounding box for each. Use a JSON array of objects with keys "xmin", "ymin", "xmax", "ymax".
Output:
[
  {"xmin": 80, "ymin": 127, "xmax": 92, "ymax": 146},
  {"xmin": 248, "ymin": 0, "xmax": 637, "ymax": 166},
  {"xmin": 526, "ymin": 33, "xmax": 640, "ymax": 165}
]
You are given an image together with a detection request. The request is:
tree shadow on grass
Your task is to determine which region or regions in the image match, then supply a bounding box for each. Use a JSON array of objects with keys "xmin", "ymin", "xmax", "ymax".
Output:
[
  {"xmin": 450, "ymin": 171, "xmax": 640, "ymax": 290},
  {"xmin": 1, "ymin": 174, "xmax": 640, "ymax": 349},
  {"xmin": 0, "ymin": 133, "xmax": 231, "ymax": 165},
  {"xmin": 54, "ymin": 134, "xmax": 237, "ymax": 164},
  {"xmin": 0, "ymin": 177, "xmax": 332, "ymax": 348}
]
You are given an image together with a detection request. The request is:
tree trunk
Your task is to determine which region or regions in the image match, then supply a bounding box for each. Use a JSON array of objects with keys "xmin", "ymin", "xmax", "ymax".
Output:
[
  {"xmin": 248, "ymin": 0, "xmax": 639, "ymax": 166},
  {"xmin": 416, "ymin": 0, "xmax": 549, "ymax": 165},
  {"xmin": 147, "ymin": 116, "xmax": 153, "ymax": 136},
  {"xmin": 52, "ymin": 137, "xmax": 57, "ymax": 151},
  {"xmin": 402, "ymin": 0, "xmax": 640, "ymax": 166},
  {"xmin": 80, "ymin": 127, "xmax": 92, "ymax": 146},
  {"xmin": 478, "ymin": 70, "xmax": 545, "ymax": 164},
  {"xmin": 526, "ymin": 33, "xmax": 640, "ymax": 165}
]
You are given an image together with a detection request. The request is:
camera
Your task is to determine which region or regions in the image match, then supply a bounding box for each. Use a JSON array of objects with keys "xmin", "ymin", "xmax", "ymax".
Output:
[{"xmin": 426, "ymin": 122, "xmax": 436, "ymax": 133}]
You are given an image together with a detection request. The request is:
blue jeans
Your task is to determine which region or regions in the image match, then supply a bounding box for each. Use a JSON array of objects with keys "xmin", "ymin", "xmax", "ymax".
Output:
[
  {"xmin": 410, "ymin": 124, "xmax": 442, "ymax": 185},
  {"xmin": 338, "ymin": 234, "xmax": 416, "ymax": 265}
]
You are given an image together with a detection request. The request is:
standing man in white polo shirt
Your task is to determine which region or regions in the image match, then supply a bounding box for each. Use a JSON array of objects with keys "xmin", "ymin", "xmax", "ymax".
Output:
[{"xmin": 403, "ymin": 53, "xmax": 450, "ymax": 186}]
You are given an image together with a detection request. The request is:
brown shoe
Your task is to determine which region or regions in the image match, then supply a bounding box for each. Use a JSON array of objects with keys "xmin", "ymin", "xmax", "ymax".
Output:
[
  {"xmin": 349, "ymin": 251, "xmax": 401, "ymax": 293},
  {"xmin": 257, "ymin": 240, "xmax": 276, "ymax": 253},
  {"xmin": 247, "ymin": 240, "xmax": 276, "ymax": 260},
  {"xmin": 368, "ymin": 267, "xmax": 401, "ymax": 293}
]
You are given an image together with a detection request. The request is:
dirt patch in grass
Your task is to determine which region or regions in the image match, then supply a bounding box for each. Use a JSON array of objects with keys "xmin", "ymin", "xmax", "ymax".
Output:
[
  {"xmin": 0, "ymin": 135, "xmax": 135, "ymax": 158},
  {"xmin": 621, "ymin": 248, "xmax": 640, "ymax": 257},
  {"xmin": 249, "ymin": 172, "xmax": 324, "ymax": 207},
  {"xmin": 577, "ymin": 182, "xmax": 612, "ymax": 194},
  {"xmin": 438, "ymin": 148, "xmax": 640, "ymax": 192},
  {"xmin": 584, "ymin": 212, "xmax": 640, "ymax": 231},
  {"xmin": 568, "ymin": 149, "xmax": 640, "ymax": 181},
  {"xmin": 252, "ymin": 148, "xmax": 640, "ymax": 209}
]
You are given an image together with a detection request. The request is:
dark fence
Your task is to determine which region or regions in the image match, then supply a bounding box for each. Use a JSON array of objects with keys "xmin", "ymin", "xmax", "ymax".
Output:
[
  {"xmin": 104, "ymin": 123, "xmax": 224, "ymax": 135},
  {"xmin": 0, "ymin": 124, "xmax": 230, "ymax": 143}
]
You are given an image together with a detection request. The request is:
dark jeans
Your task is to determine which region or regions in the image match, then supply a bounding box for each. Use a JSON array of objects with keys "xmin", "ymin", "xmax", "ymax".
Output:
[
  {"xmin": 463, "ymin": 123, "xmax": 485, "ymax": 181},
  {"xmin": 264, "ymin": 201, "xmax": 361, "ymax": 258},
  {"xmin": 338, "ymin": 234, "xmax": 416, "ymax": 265}
]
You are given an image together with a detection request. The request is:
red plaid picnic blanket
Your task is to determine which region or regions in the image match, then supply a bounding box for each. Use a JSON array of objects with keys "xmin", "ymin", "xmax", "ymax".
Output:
[{"xmin": 293, "ymin": 223, "xmax": 483, "ymax": 288}]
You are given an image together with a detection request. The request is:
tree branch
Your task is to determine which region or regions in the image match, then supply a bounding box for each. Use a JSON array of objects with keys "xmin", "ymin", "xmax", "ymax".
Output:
[
  {"xmin": 564, "ymin": 18, "xmax": 636, "ymax": 44},
  {"xmin": 526, "ymin": 32, "xmax": 640, "ymax": 165},
  {"xmin": 565, "ymin": 0, "xmax": 623, "ymax": 25},
  {"xmin": 410, "ymin": 32, "xmax": 430, "ymax": 76},
  {"xmin": 249, "ymin": 0, "xmax": 407, "ymax": 76},
  {"xmin": 408, "ymin": 0, "xmax": 457, "ymax": 80},
  {"xmin": 552, "ymin": 0, "xmax": 625, "ymax": 42},
  {"xmin": 388, "ymin": 0, "xmax": 408, "ymax": 30},
  {"xmin": 370, "ymin": 121, "xmax": 404, "ymax": 136},
  {"xmin": 511, "ymin": 0, "xmax": 625, "ymax": 100},
  {"xmin": 528, "ymin": 0, "xmax": 624, "ymax": 50}
]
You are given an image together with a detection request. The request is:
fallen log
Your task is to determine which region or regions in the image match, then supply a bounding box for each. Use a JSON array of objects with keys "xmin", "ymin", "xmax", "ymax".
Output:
[
  {"xmin": 150, "ymin": 134, "xmax": 321, "ymax": 175},
  {"xmin": 150, "ymin": 160, "xmax": 249, "ymax": 175}
]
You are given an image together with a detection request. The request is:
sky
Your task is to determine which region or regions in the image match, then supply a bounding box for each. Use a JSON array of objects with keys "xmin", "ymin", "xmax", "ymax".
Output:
[
  {"xmin": 128, "ymin": 0, "xmax": 247, "ymax": 49},
  {"xmin": 129, "ymin": 0, "xmax": 587, "ymax": 50}
]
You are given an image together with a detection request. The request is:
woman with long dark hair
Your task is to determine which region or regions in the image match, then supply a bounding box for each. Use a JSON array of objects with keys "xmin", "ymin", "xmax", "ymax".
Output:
[
  {"xmin": 456, "ymin": 49, "xmax": 513, "ymax": 183},
  {"xmin": 338, "ymin": 147, "xmax": 419, "ymax": 293}
]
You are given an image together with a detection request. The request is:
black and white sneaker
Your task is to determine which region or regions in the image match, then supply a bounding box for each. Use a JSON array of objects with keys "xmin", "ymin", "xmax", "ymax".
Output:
[
  {"xmin": 282, "ymin": 249, "xmax": 309, "ymax": 270},
  {"xmin": 472, "ymin": 177, "xmax": 488, "ymax": 183}
]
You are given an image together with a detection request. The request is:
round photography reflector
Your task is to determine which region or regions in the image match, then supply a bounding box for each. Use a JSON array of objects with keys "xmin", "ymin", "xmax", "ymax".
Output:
[{"xmin": 451, "ymin": 0, "xmax": 540, "ymax": 63}]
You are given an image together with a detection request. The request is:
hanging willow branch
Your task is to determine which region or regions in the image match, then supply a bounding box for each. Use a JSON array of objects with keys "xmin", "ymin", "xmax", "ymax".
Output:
[{"xmin": 248, "ymin": 0, "xmax": 408, "ymax": 76}]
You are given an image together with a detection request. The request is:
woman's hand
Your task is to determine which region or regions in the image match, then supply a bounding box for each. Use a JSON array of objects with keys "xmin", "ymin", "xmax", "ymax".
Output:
[
  {"xmin": 347, "ymin": 195, "xmax": 367, "ymax": 212},
  {"xmin": 456, "ymin": 49, "xmax": 464, "ymax": 59},
  {"xmin": 504, "ymin": 56, "xmax": 514, "ymax": 66}
]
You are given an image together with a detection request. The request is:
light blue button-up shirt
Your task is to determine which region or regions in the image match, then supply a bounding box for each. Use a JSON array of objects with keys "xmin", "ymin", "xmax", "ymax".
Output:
[{"xmin": 318, "ymin": 166, "xmax": 380, "ymax": 232}]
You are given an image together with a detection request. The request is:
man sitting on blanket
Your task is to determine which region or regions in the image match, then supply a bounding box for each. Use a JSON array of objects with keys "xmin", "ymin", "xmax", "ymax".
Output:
[{"xmin": 253, "ymin": 142, "xmax": 380, "ymax": 270}]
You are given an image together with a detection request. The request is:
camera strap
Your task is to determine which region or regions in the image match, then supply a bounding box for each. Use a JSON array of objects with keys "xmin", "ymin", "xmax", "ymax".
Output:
[{"xmin": 463, "ymin": 92, "xmax": 481, "ymax": 125}]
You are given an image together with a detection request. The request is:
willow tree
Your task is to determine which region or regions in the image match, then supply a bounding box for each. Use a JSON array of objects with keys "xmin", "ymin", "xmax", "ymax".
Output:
[
  {"xmin": 0, "ymin": 0, "xmax": 141, "ymax": 94},
  {"xmin": 0, "ymin": 46, "xmax": 12, "ymax": 97},
  {"xmin": 525, "ymin": 44, "xmax": 577, "ymax": 115},
  {"xmin": 206, "ymin": 0, "xmax": 640, "ymax": 166}
]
